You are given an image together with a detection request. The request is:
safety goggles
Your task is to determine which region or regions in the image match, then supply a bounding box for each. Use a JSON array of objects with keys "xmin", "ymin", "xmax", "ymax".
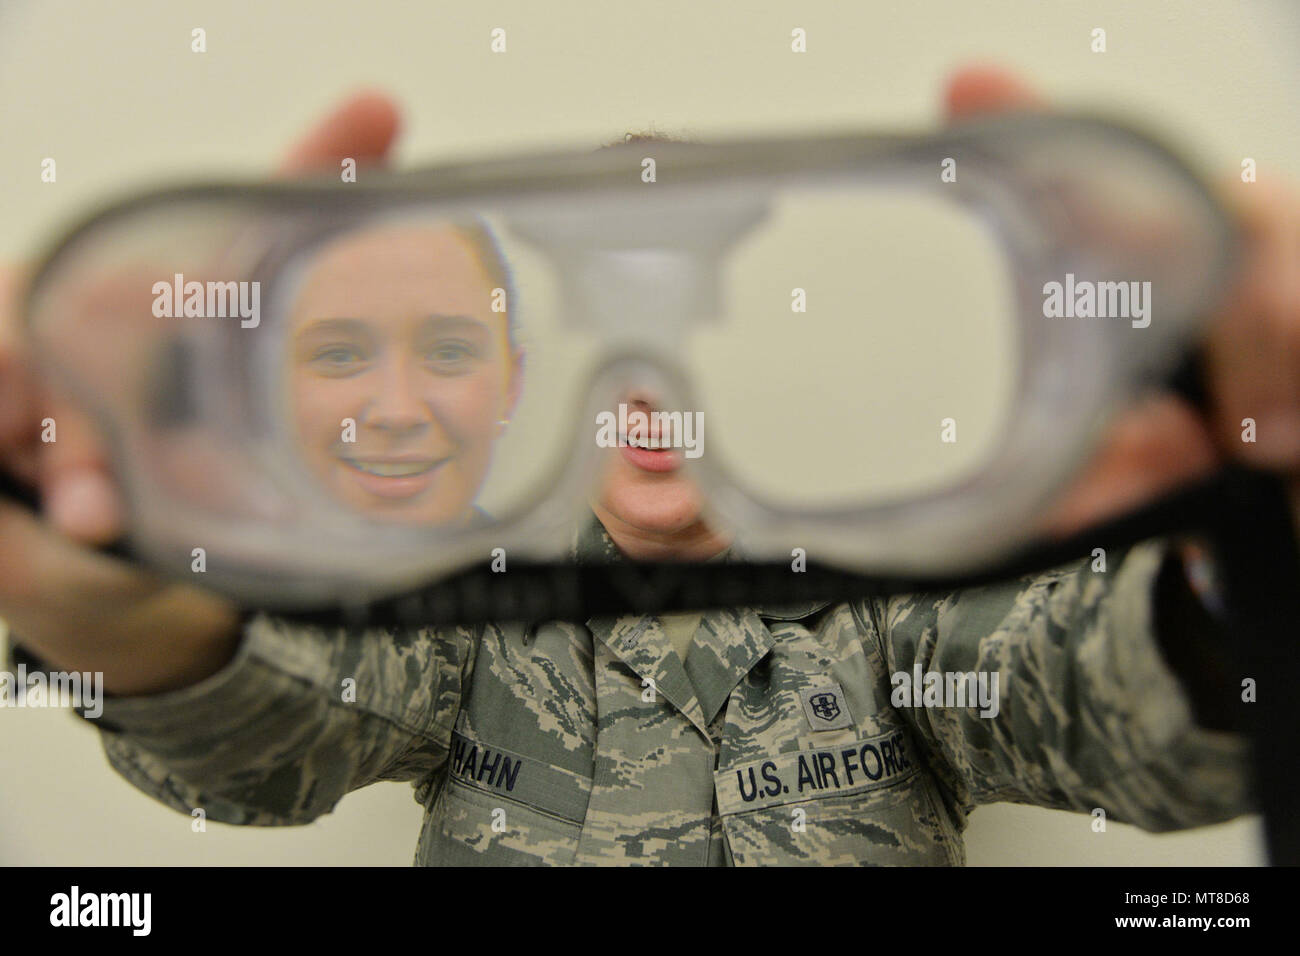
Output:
[
  {"xmin": 20, "ymin": 111, "xmax": 1240, "ymax": 608},
  {"xmin": 24, "ymin": 114, "xmax": 1300, "ymax": 871}
]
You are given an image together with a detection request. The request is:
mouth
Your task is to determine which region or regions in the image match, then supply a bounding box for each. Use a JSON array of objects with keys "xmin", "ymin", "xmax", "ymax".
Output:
[
  {"xmin": 338, "ymin": 456, "xmax": 450, "ymax": 499},
  {"xmin": 342, "ymin": 458, "xmax": 444, "ymax": 478},
  {"xmin": 619, "ymin": 433, "xmax": 674, "ymax": 451},
  {"xmin": 617, "ymin": 434, "xmax": 682, "ymax": 473}
]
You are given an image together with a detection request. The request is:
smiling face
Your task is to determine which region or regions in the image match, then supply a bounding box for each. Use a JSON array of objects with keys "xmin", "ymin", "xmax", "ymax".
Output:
[
  {"xmin": 591, "ymin": 395, "xmax": 730, "ymax": 561},
  {"xmin": 288, "ymin": 223, "xmax": 521, "ymax": 525}
]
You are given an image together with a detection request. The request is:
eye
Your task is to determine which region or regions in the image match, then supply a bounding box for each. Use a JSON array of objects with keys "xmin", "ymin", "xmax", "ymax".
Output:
[
  {"xmin": 423, "ymin": 340, "xmax": 479, "ymax": 372},
  {"xmin": 308, "ymin": 345, "xmax": 369, "ymax": 376}
]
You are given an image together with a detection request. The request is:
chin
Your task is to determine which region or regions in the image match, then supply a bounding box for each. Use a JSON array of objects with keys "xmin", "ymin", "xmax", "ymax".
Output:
[{"xmin": 602, "ymin": 466, "xmax": 705, "ymax": 534}]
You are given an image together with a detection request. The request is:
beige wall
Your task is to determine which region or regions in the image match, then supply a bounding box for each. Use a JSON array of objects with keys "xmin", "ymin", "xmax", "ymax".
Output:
[{"xmin": 2, "ymin": 0, "xmax": 1293, "ymax": 864}]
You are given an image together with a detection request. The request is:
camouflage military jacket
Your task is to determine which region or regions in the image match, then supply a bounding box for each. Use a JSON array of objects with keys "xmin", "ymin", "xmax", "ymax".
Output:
[{"xmin": 92, "ymin": 517, "xmax": 1252, "ymax": 865}]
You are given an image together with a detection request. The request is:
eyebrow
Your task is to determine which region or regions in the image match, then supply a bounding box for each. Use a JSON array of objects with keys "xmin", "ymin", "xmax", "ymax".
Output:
[
  {"xmin": 295, "ymin": 315, "xmax": 491, "ymax": 339},
  {"xmin": 294, "ymin": 318, "xmax": 376, "ymax": 341}
]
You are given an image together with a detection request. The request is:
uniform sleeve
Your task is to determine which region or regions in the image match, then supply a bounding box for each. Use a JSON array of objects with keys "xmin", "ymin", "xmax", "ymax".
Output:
[
  {"xmin": 77, "ymin": 615, "xmax": 473, "ymax": 826},
  {"xmin": 862, "ymin": 539, "xmax": 1255, "ymax": 831}
]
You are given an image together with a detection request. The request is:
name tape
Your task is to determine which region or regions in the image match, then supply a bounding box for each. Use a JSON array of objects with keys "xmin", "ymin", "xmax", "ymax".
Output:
[{"xmin": 448, "ymin": 729, "xmax": 592, "ymax": 824}]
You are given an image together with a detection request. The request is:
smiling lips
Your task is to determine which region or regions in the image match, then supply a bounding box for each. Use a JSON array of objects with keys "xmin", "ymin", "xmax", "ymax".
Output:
[
  {"xmin": 341, "ymin": 456, "xmax": 448, "ymax": 498},
  {"xmin": 346, "ymin": 458, "xmax": 441, "ymax": 477},
  {"xmin": 619, "ymin": 433, "xmax": 682, "ymax": 473},
  {"xmin": 617, "ymin": 395, "xmax": 686, "ymax": 474}
]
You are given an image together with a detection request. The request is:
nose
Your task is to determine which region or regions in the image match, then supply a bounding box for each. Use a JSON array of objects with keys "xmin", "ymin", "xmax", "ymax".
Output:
[
  {"xmin": 364, "ymin": 352, "xmax": 430, "ymax": 433},
  {"xmin": 621, "ymin": 389, "xmax": 666, "ymax": 413}
]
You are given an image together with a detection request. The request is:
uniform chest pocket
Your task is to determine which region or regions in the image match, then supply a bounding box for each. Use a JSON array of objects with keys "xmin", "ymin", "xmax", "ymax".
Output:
[
  {"xmin": 418, "ymin": 730, "xmax": 592, "ymax": 866},
  {"xmin": 714, "ymin": 728, "xmax": 960, "ymax": 866}
]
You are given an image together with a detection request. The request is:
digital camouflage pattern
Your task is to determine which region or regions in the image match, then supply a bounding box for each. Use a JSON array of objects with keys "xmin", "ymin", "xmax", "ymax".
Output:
[{"xmin": 86, "ymin": 514, "xmax": 1253, "ymax": 865}]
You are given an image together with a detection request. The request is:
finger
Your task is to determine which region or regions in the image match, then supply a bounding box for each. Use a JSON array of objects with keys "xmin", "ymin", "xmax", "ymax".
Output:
[
  {"xmin": 0, "ymin": 268, "xmax": 45, "ymax": 489},
  {"xmin": 37, "ymin": 389, "xmax": 124, "ymax": 544},
  {"xmin": 0, "ymin": 493, "xmax": 158, "ymax": 617},
  {"xmin": 1204, "ymin": 177, "xmax": 1300, "ymax": 467},
  {"xmin": 0, "ymin": 355, "xmax": 42, "ymax": 489},
  {"xmin": 0, "ymin": 494, "xmax": 65, "ymax": 608},
  {"xmin": 0, "ymin": 264, "xmax": 32, "ymax": 353},
  {"xmin": 0, "ymin": 351, "xmax": 38, "ymax": 449},
  {"xmin": 943, "ymin": 63, "xmax": 1049, "ymax": 122},
  {"xmin": 0, "ymin": 492, "xmax": 185, "ymax": 682},
  {"xmin": 0, "ymin": 264, "xmax": 36, "ymax": 440},
  {"xmin": 1037, "ymin": 396, "xmax": 1221, "ymax": 538},
  {"xmin": 276, "ymin": 90, "xmax": 402, "ymax": 176}
]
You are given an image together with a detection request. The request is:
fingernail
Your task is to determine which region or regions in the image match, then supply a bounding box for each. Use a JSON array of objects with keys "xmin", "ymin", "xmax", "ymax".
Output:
[{"xmin": 47, "ymin": 473, "xmax": 120, "ymax": 542}]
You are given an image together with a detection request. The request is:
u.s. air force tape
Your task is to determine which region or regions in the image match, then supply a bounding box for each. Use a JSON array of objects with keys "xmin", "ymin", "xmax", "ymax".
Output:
[
  {"xmin": 713, "ymin": 727, "xmax": 918, "ymax": 815},
  {"xmin": 448, "ymin": 729, "xmax": 592, "ymax": 824}
]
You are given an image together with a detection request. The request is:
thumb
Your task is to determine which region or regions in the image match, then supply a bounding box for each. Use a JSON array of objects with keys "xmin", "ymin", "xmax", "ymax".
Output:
[
  {"xmin": 943, "ymin": 64, "xmax": 1048, "ymax": 122},
  {"xmin": 277, "ymin": 90, "xmax": 403, "ymax": 176}
]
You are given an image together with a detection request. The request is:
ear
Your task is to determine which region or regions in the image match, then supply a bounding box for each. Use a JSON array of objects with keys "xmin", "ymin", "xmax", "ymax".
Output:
[{"xmin": 943, "ymin": 64, "xmax": 1048, "ymax": 122}]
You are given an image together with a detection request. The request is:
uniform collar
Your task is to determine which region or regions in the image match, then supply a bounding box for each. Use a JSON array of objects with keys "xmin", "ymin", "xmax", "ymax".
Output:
[
  {"xmin": 575, "ymin": 512, "xmax": 832, "ymax": 735},
  {"xmin": 571, "ymin": 510, "xmax": 833, "ymax": 620}
]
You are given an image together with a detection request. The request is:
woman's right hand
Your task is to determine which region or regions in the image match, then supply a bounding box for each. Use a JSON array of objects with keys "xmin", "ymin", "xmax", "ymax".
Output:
[{"xmin": 0, "ymin": 92, "xmax": 402, "ymax": 695}]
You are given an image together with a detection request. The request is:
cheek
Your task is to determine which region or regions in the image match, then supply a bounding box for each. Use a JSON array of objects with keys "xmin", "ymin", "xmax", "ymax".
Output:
[
  {"xmin": 424, "ymin": 369, "xmax": 506, "ymax": 440},
  {"xmin": 597, "ymin": 451, "xmax": 629, "ymax": 499},
  {"xmin": 594, "ymin": 453, "xmax": 644, "ymax": 505},
  {"xmin": 292, "ymin": 375, "xmax": 366, "ymax": 446}
]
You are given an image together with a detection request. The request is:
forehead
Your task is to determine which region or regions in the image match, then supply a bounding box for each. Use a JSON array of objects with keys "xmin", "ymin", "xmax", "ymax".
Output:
[{"xmin": 289, "ymin": 224, "xmax": 495, "ymax": 324}]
